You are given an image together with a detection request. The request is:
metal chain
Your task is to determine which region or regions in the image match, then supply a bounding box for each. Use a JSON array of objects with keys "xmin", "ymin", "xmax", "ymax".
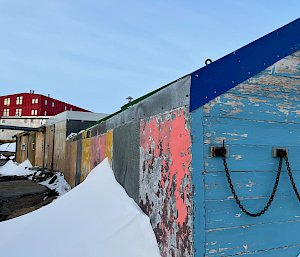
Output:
[
  {"xmin": 221, "ymin": 149, "xmax": 282, "ymax": 217},
  {"xmin": 285, "ymin": 156, "xmax": 300, "ymax": 201}
]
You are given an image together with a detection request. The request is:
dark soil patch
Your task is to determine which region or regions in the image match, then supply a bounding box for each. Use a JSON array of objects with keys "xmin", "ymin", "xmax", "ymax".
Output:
[{"xmin": 0, "ymin": 179, "xmax": 58, "ymax": 221}]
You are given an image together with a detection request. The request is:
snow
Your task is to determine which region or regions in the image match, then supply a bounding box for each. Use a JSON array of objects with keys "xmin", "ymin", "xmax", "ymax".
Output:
[
  {"xmin": 0, "ymin": 159, "xmax": 33, "ymax": 176},
  {"xmin": 66, "ymin": 132, "xmax": 77, "ymax": 140},
  {"xmin": 0, "ymin": 160, "xmax": 71, "ymax": 196},
  {"xmin": 0, "ymin": 142, "xmax": 16, "ymax": 152},
  {"xmin": 37, "ymin": 172, "xmax": 71, "ymax": 196},
  {"xmin": 0, "ymin": 158, "xmax": 161, "ymax": 257}
]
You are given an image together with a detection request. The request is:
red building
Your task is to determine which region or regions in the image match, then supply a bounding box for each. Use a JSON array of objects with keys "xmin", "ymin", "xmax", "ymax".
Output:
[{"xmin": 0, "ymin": 91, "xmax": 89, "ymax": 117}]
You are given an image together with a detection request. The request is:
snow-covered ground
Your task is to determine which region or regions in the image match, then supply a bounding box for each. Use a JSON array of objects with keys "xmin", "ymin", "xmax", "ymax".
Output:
[
  {"xmin": 0, "ymin": 158, "xmax": 161, "ymax": 257},
  {"xmin": 0, "ymin": 159, "xmax": 34, "ymax": 176},
  {"xmin": 0, "ymin": 142, "xmax": 16, "ymax": 152},
  {"xmin": 0, "ymin": 160, "xmax": 71, "ymax": 196}
]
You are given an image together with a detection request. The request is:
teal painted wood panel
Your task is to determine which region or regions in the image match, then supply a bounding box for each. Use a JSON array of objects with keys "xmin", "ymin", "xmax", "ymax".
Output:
[
  {"xmin": 205, "ymin": 171, "xmax": 300, "ymax": 200},
  {"xmin": 242, "ymin": 246, "xmax": 300, "ymax": 256},
  {"xmin": 203, "ymin": 117, "xmax": 300, "ymax": 146},
  {"xmin": 191, "ymin": 50, "xmax": 300, "ymax": 256},
  {"xmin": 191, "ymin": 107, "xmax": 206, "ymax": 257},
  {"xmin": 206, "ymin": 196, "xmax": 300, "ymax": 229},
  {"xmin": 203, "ymin": 93, "xmax": 300, "ymax": 123},
  {"xmin": 204, "ymin": 145, "xmax": 300, "ymax": 172},
  {"xmin": 205, "ymin": 221, "xmax": 300, "ymax": 256}
]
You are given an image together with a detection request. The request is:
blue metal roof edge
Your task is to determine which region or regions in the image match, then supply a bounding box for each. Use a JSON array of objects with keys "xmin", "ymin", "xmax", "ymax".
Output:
[{"xmin": 190, "ymin": 18, "xmax": 300, "ymax": 112}]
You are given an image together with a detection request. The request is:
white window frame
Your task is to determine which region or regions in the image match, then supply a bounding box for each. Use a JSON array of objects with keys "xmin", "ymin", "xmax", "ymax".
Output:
[
  {"xmin": 16, "ymin": 96, "xmax": 23, "ymax": 105},
  {"xmin": 32, "ymin": 98, "xmax": 38, "ymax": 104},
  {"xmin": 15, "ymin": 109, "xmax": 22, "ymax": 116},
  {"xmin": 4, "ymin": 98, "xmax": 10, "ymax": 106},
  {"xmin": 3, "ymin": 109, "xmax": 9, "ymax": 116}
]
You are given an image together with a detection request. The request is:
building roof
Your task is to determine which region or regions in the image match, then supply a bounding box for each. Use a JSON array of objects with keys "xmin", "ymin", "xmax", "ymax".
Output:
[
  {"xmin": 190, "ymin": 18, "xmax": 300, "ymax": 112},
  {"xmin": 46, "ymin": 111, "xmax": 109, "ymax": 125}
]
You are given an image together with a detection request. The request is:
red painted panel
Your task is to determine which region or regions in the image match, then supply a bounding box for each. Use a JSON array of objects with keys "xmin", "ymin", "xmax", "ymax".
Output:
[
  {"xmin": 140, "ymin": 107, "xmax": 193, "ymax": 257},
  {"xmin": 90, "ymin": 134, "xmax": 106, "ymax": 169}
]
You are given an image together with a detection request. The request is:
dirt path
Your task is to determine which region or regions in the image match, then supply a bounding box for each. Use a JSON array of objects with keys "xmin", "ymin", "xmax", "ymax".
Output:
[{"xmin": 0, "ymin": 178, "xmax": 58, "ymax": 221}]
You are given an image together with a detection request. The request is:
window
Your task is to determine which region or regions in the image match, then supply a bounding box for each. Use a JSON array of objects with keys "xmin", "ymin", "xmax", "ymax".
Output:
[
  {"xmin": 15, "ymin": 109, "xmax": 22, "ymax": 116},
  {"xmin": 21, "ymin": 144, "xmax": 26, "ymax": 151},
  {"xmin": 65, "ymin": 106, "xmax": 67, "ymax": 111},
  {"xmin": 44, "ymin": 111, "xmax": 47, "ymax": 116},
  {"xmin": 4, "ymin": 98, "xmax": 10, "ymax": 106},
  {"xmin": 3, "ymin": 109, "xmax": 9, "ymax": 116},
  {"xmin": 52, "ymin": 102, "xmax": 55, "ymax": 107},
  {"xmin": 31, "ymin": 109, "xmax": 37, "ymax": 115},
  {"xmin": 16, "ymin": 96, "xmax": 23, "ymax": 105},
  {"xmin": 45, "ymin": 99, "xmax": 48, "ymax": 105},
  {"xmin": 32, "ymin": 98, "xmax": 38, "ymax": 104}
]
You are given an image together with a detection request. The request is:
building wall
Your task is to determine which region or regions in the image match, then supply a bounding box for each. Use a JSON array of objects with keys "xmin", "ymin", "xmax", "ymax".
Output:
[
  {"xmin": 18, "ymin": 134, "xmax": 29, "ymax": 163},
  {"xmin": 65, "ymin": 130, "xmax": 113, "ymax": 186},
  {"xmin": 140, "ymin": 107, "xmax": 193, "ymax": 257},
  {"xmin": 35, "ymin": 131, "xmax": 45, "ymax": 167},
  {"xmin": 0, "ymin": 92, "xmax": 88, "ymax": 117},
  {"xmin": 64, "ymin": 76, "xmax": 191, "ymax": 257},
  {"xmin": 27, "ymin": 132, "xmax": 36, "ymax": 165},
  {"xmin": 52, "ymin": 121, "xmax": 67, "ymax": 172},
  {"xmin": 44, "ymin": 125, "xmax": 55, "ymax": 170},
  {"xmin": 192, "ymin": 50, "xmax": 300, "ymax": 256}
]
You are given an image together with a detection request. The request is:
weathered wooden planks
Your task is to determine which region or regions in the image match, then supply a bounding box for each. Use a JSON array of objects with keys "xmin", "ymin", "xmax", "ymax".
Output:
[{"xmin": 192, "ymin": 50, "xmax": 300, "ymax": 256}]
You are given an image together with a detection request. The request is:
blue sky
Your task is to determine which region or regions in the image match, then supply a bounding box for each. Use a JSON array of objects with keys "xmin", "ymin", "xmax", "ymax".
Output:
[{"xmin": 0, "ymin": 0, "xmax": 299, "ymax": 113}]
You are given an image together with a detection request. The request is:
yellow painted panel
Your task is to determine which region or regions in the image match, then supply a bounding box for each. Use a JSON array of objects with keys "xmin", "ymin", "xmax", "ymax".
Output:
[
  {"xmin": 105, "ymin": 130, "xmax": 113, "ymax": 162},
  {"xmin": 81, "ymin": 137, "xmax": 92, "ymax": 182}
]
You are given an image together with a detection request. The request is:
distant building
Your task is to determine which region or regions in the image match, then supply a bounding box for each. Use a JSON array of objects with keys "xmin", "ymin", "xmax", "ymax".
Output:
[
  {"xmin": 0, "ymin": 91, "xmax": 88, "ymax": 117},
  {"xmin": 15, "ymin": 111, "xmax": 108, "ymax": 171},
  {"xmin": 0, "ymin": 91, "xmax": 90, "ymax": 140}
]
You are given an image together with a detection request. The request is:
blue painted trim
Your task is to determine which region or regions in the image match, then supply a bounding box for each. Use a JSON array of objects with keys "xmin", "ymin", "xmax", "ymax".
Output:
[
  {"xmin": 191, "ymin": 108, "xmax": 206, "ymax": 257},
  {"xmin": 190, "ymin": 18, "xmax": 300, "ymax": 112}
]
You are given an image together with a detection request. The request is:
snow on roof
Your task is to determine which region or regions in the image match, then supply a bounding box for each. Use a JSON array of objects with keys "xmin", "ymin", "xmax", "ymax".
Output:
[{"xmin": 0, "ymin": 158, "xmax": 161, "ymax": 257}]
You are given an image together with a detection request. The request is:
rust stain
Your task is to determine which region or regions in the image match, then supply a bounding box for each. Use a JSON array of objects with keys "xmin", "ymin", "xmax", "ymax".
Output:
[{"xmin": 140, "ymin": 107, "xmax": 193, "ymax": 257}]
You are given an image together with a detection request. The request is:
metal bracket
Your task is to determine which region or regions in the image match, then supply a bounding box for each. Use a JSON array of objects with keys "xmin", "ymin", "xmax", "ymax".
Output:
[
  {"xmin": 272, "ymin": 147, "xmax": 288, "ymax": 158},
  {"xmin": 210, "ymin": 146, "xmax": 227, "ymax": 157}
]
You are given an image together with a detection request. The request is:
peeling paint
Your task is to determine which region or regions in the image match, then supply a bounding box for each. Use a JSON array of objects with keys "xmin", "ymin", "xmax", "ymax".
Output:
[{"xmin": 140, "ymin": 107, "xmax": 193, "ymax": 257}]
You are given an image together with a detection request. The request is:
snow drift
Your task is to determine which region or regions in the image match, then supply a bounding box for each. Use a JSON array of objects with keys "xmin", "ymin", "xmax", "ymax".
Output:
[
  {"xmin": 0, "ymin": 159, "xmax": 33, "ymax": 176},
  {"xmin": 0, "ymin": 158, "xmax": 161, "ymax": 257}
]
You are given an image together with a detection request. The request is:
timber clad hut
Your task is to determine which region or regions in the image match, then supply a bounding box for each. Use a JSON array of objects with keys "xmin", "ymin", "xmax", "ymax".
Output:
[
  {"xmin": 66, "ymin": 19, "xmax": 300, "ymax": 256},
  {"xmin": 15, "ymin": 111, "xmax": 107, "ymax": 171}
]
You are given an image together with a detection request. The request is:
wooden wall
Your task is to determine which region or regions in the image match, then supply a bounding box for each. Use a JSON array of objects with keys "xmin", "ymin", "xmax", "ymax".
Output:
[{"xmin": 192, "ymin": 50, "xmax": 300, "ymax": 256}]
